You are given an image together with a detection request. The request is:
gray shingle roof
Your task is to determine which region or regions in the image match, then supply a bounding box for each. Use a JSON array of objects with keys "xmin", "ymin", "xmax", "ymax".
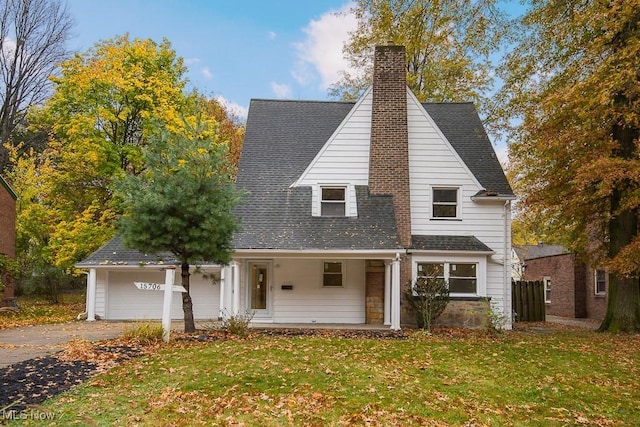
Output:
[
  {"xmin": 75, "ymin": 235, "xmax": 180, "ymax": 267},
  {"xmin": 234, "ymin": 98, "xmax": 512, "ymax": 251},
  {"xmin": 410, "ymin": 235, "xmax": 494, "ymax": 253},
  {"xmin": 513, "ymin": 244, "xmax": 568, "ymax": 260},
  {"xmin": 233, "ymin": 99, "xmax": 401, "ymax": 251},
  {"xmin": 423, "ymin": 103, "xmax": 513, "ymax": 196}
]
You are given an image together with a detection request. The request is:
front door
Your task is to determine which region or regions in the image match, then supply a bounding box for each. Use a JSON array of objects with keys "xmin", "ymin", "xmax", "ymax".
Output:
[{"xmin": 248, "ymin": 261, "xmax": 270, "ymax": 317}]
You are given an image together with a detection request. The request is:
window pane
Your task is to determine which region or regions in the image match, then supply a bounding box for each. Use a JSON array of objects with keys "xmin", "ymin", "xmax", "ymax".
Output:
[
  {"xmin": 323, "ymin": 262, "xmax": 343, "ymax": 287},
  {"xmin": 433, "ymin": 189, "xmax": 457, "ymax": 202},
  {"xmin": 433, "ymin": 205, "xmax": 457, "ymax": 218},
  {"xmin": 450, "ymin": 263, "xmax": 476, "ymax": 278},
  {"xmin": 321, "ymin": 202, "xmax": 345, "ymax": 216},
  {"xmin": 418, "ymin": 263, "xmax": 444, "ymax": 278},
  {"xmin": 322, "ymin": 188, "xmax": 345, "ymax": 201},
  {"xmin": 324, "ymin": 262, "xmax": 342, "ymax": 273},
  {"xmin": 595, "ymin": 270, "xmax": 606, "ymax": 294},
  {"xmin": 323, "ymin": 273, "xmax": 342, "ymax": 287},
  {"xmin": 449, "ymin": 278, "xmax": 476, "ymax": 293}
]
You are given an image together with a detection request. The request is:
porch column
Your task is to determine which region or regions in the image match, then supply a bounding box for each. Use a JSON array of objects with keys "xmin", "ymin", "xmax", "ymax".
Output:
[
  {"xmin": 86, "ymin": 268, "xmax": 97, "ymax": 322},
  {"xmin": 232, "ymin": 262, "xmax": 240, "ymax": 315},
  {"xmin": 219, "ymin": 267, "xmax": 226, "ymax": 320},
  {"xmin": 390, "ymin": 256, "xmax": 401, "ymax": 330},
  {"xmin": 384, "ymin": 261, "xmax": 391, "ymax": 325}
]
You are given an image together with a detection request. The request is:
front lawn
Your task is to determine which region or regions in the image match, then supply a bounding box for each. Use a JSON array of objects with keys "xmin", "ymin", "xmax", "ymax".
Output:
[{"xmin": 14, "ymin": 326, "xmax": 640, "ymax": 426}]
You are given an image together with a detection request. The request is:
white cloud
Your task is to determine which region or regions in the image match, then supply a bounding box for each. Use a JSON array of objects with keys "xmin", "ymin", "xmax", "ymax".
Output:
[
  {"xmin": 216, "ymin": 96, "xmax": 249, "ymax": 122},
  {"xmin": 293, "ymin": 1, "xmax": 358, "ymax": 89},
  {"xmin": 201, "ymin": 67, "xmax": 214, "ymax": 79},
  {"xmin": 184, "ymin": 57, "xmax": 201, "ymax": 66},
  {"xmin": 268, "ymin": 31, "xmax": 277, "ymax": 40},
  {"xmin": 270, "ymin": 82, "xmax": 292, "ymax": 99}
]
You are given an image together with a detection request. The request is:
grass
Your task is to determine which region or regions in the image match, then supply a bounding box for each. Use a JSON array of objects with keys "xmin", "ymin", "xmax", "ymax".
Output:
[
  {"xmin": 0, "ymin": 293, "xmax": 86, "ymax": 330},
  {"xmin": 14, "ymin": 326, "xmax": 640, "ymax": 426}
]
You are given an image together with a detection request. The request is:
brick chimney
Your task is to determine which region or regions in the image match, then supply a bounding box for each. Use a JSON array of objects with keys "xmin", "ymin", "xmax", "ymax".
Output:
[{"xmin": 369, "ymin": 44, "xmax": 411, "ymax": 248}]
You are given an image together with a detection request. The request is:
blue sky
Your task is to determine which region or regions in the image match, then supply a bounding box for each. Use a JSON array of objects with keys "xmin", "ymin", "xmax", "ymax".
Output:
[
  {"xmin": 66, "ymin": 0, "xmax": 357, "ymax": 119},
  {"xmin": 65, "ymin": 0, "xmax": 527, "ymax": 161}
]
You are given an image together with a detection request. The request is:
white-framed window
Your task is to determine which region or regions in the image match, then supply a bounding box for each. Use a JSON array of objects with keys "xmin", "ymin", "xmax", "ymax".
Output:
[
  {"xmin": 415, "ymin": 259, "xmax": 481, "ymax": 296},
  {"xmin": 595, "ymin": 269, "xmax": 606, "ymax": 295},
  {"xmin": 322, "ymin": 261, "xmax": 345, "ymax": 287},
  {"xmin": 432, "ymin": 187, "xmax": 459, "ymax": 219},
  {"xmin": 544, "ymin": 276, "xmax": 551, "ymax": 303},
  {"xmin": 320, "ymin": 187, "xmax": 346, "ymax": 217}
]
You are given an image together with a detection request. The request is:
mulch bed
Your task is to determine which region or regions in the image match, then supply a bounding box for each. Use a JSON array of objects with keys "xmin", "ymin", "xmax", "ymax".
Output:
[{"xmin": 0, "ymin": 343, "xmax": 143, "ymax": 413}]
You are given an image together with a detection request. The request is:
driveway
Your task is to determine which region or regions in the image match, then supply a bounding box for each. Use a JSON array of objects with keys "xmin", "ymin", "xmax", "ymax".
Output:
[{"xmin": 0, "ymin": 321, "xmax": 129, "ymax": 368}]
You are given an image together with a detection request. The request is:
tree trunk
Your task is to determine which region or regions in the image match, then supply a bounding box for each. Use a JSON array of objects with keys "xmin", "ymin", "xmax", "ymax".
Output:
[
  {"xmin": 181, "ymin": 262, "xmax": 196, "ymax": 333},
  {"xmin": 599, "ymin": 122, "xmax": 640, "ymax": 332},
  {"xmin": 599, "ymin": 275, "xmax": 640, "ymax": 332}
]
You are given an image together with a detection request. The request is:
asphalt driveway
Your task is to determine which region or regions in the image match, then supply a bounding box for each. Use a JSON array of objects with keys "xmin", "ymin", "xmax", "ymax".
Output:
[{"xmin": 0, "ymin": 321, "xmax": 129, "ymax": 368}]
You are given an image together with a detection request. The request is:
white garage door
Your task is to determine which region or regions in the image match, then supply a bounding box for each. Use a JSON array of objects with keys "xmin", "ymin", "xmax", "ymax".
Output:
[{"xmin": 106, "ymin": 270, "xmax": 219, "ymax": 320}]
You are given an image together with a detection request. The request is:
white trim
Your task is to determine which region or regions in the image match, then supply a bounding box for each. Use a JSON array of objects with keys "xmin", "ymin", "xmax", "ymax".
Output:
[
  {"xmin": 384, "ymin": 261, "xmax": 391, "ymax": 326},
  {"xmin": 76, "ymin": 263, "xmax": 218, "ymax": 269},
  {"xmin": 408, "ymin": 249, "xmax": 495, "ymax": 255},
  {"xmin": 316, "ymin": 184, "xmax": 358, "ymax": 217},
  {"xmin": 543, "ymin": 276, "xmax": 551, "ymax": 303},
  {"xmin": 233, "ymin": 249, "xmax": 401, "ymax": 259},
  {"xmin": 232, "ymin": 262, "xmax": 240, "ymax": 315},
  {"xmin": 411, "ymin": 255, "xmax": 487, "ymax": 297},
  {"xmin": 430, "ymin": 186, "xmax": 461, "ymax": 220},
  {"xmin": 321, "ymin": 260, "xmax": 346, "ymax": 288},
  {"xmin": 246, "ymin": 260, "xmax": 273, "ymax": 319},
  {"xmin": 390, "ymin": 256, "xmax": 401, "ymax": 330},
  {"xmin": 86, "ymin": 268, "xmax": 97, "ymax": 322}
]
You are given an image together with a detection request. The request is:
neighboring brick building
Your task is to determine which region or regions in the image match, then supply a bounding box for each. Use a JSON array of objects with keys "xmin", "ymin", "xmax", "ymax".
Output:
[
  {"xmin": 0, "ymin": 174, "xmax": 17, "ymax": 307},
  {"xmin": 520, "ymin": 246, "xmax": 607, "ymax": 320}
]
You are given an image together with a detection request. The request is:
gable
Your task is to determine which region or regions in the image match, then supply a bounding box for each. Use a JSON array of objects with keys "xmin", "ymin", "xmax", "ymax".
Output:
[
  {"xmin": 293, "ymin": 87, "xmax": 372, "ymax": 188},
  {"xmin": 407, "ymin": 90, "xmax": 484, "ymax": 191},
  {"xmin": 233, "ymin": 99, "xmax": 401, "ymax": 251}
]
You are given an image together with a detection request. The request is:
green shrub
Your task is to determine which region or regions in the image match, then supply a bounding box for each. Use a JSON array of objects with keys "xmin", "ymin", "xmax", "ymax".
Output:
[{"xmin": 404, "ymin": 275, "xmax": 450, "ymax": 332}]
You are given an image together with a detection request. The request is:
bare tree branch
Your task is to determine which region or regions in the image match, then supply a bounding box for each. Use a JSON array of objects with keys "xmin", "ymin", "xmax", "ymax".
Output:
[{"xmin": 0, "ymin": 0, "xmax": 73, "ymax": 170}]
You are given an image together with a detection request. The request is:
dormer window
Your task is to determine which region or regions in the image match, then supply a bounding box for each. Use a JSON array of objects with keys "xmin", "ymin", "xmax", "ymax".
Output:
[{"xmin": 321, "ymin": 187, "xmax": 346, "ymax": 216}]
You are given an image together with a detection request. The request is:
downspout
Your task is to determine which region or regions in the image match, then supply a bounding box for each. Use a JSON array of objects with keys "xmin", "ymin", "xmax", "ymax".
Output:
[{"xmin": 503, "ymin": 200, "xmax": 511, "ymax": 328}]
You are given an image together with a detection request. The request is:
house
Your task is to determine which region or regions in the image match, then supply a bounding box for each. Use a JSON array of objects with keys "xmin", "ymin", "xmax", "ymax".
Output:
[
  {"xmin": 511, "ymin": 243, "xmax": 566, "ymax": 281},
  {"xmin": 0, "ymin": 174, "xmax": 17, "ymax": 307},
  {"xmin": 226, "ymin": 44, "xmax": 514, "ymax": 329},
  {"xmin": 516, "ymin": 244, "xmax": 607, "ymax": 320},
  {"xmin": 80, "ymin": 44, "xmax": 514, "ymax": 328}
]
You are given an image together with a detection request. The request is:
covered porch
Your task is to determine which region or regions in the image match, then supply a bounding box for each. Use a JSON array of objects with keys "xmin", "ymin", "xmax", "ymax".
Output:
[{"xmin": 220, "ymin": 251, "xmax": 403, "ymax": 330}]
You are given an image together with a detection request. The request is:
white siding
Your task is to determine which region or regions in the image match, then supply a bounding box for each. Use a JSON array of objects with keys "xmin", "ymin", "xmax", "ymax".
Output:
[
  {"xmin": 407, "ymin": 91, "xmax": 511, "ymax": 326},
  {"xmin": 97, "ymin": 267, "xmax": 219, "ymax": 320},
  {"xmin": 241, "ymin": 258, "xmax": 366, "ymax": 324},
  {"xmin": 95, "ymin": 269, "xmax": 107, "ymax": 318},
  {"xmin": 295, "ymin": 89, "xmax": 372, "ymax": 187},
  {"xmin": 295, "ymin": 88, "xmax": 373, "ymax": 217}
]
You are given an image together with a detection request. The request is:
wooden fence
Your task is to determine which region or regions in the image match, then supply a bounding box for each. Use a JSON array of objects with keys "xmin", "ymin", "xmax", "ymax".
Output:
[{"xmin": 512, "ymin": 280, "xmax": 546, "ymax": 322}]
